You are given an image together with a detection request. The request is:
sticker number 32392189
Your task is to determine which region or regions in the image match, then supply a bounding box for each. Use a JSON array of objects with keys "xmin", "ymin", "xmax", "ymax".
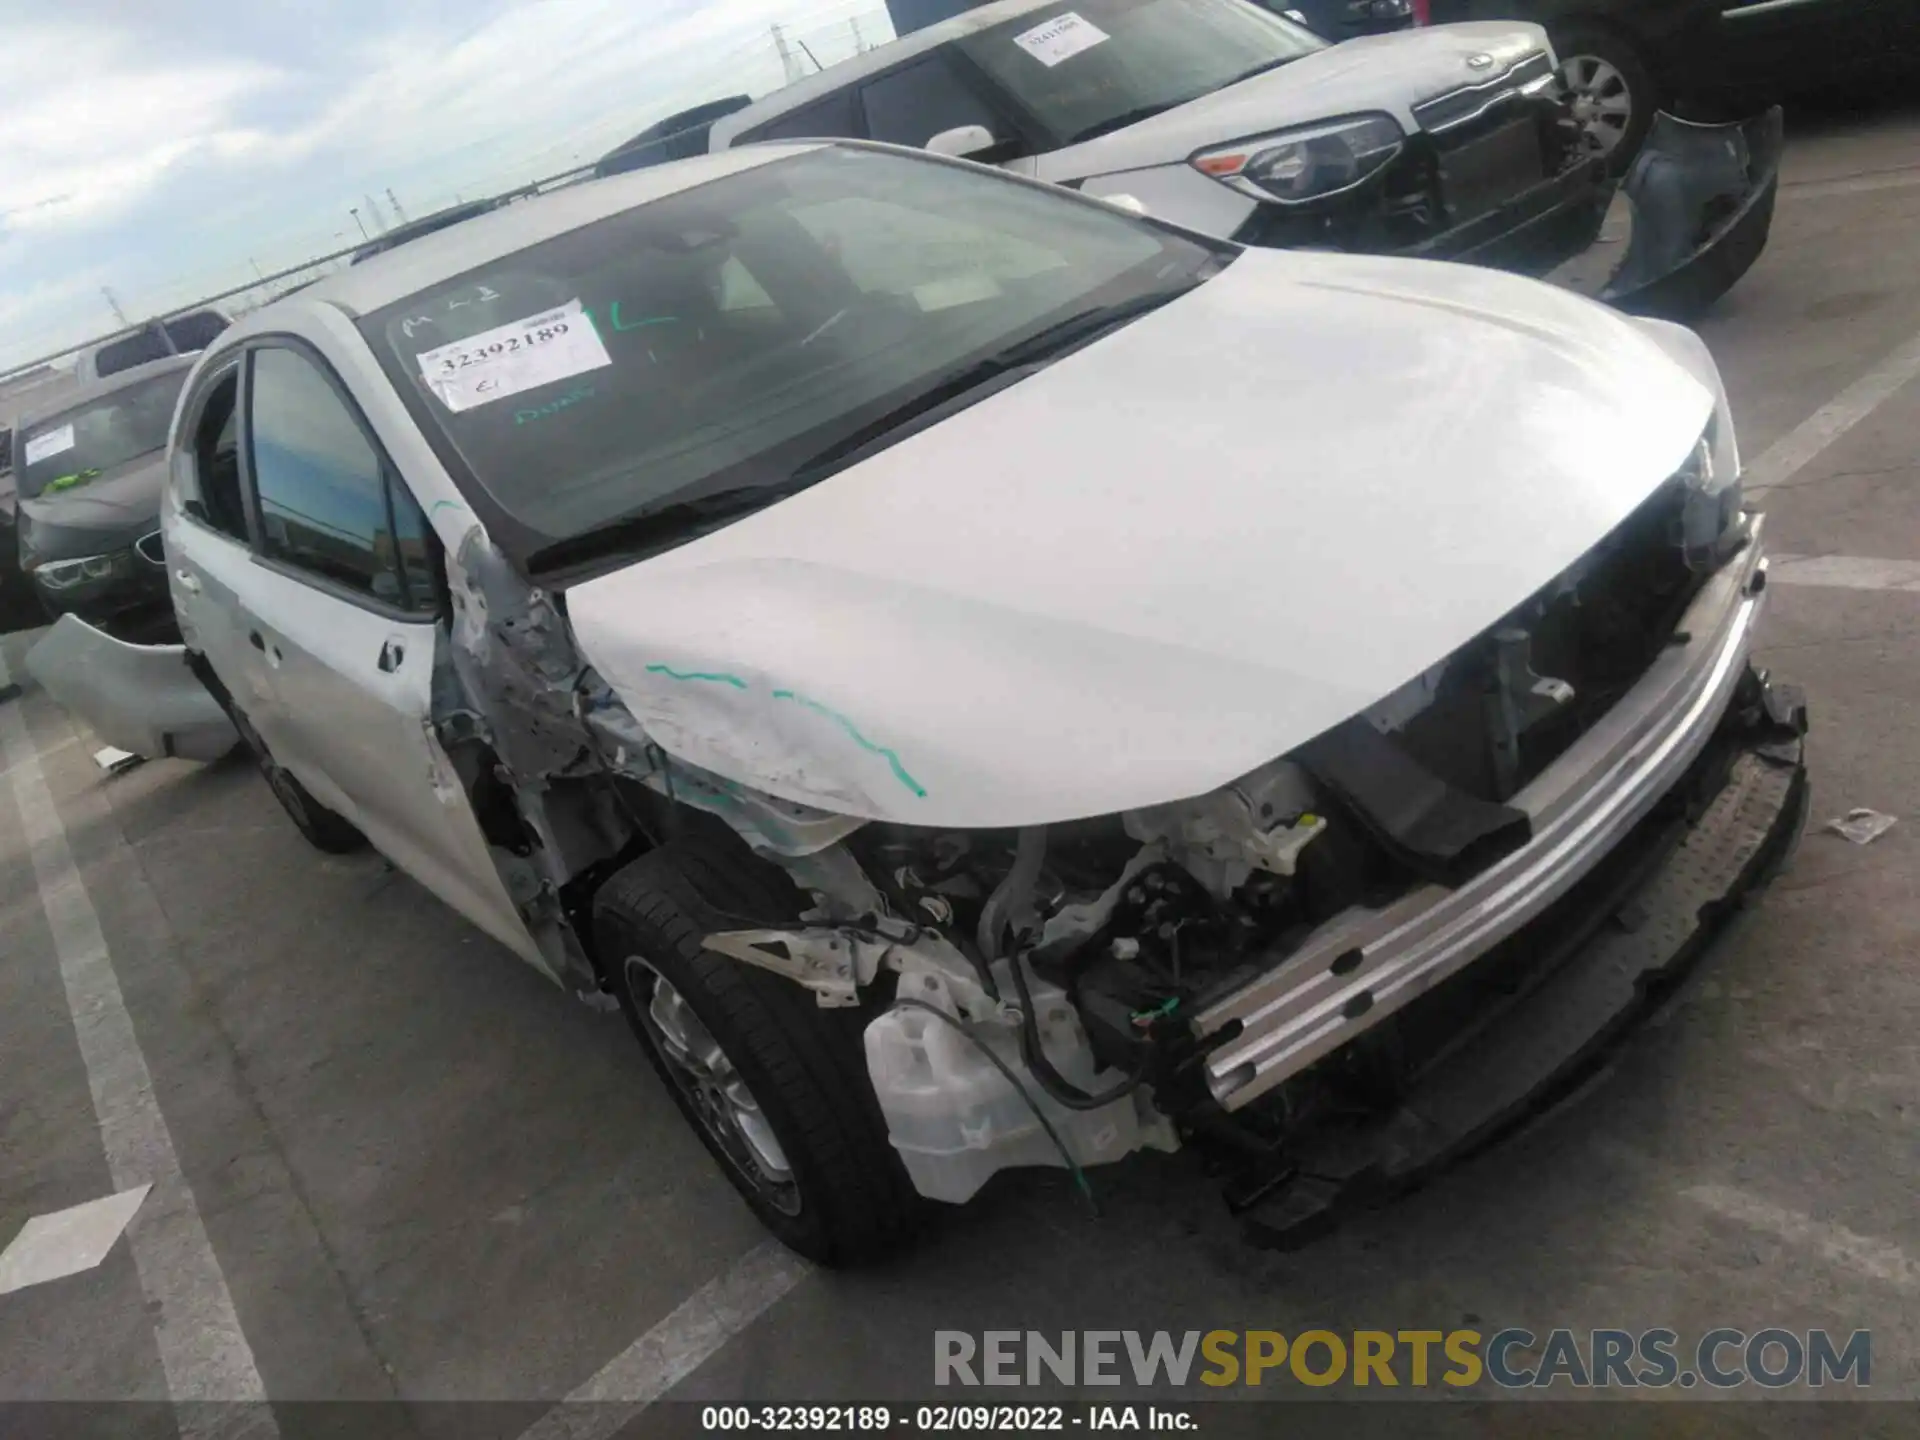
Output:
[{"xmin": 415, "ymin": 299, "xmax": 612, "ymax": 413}]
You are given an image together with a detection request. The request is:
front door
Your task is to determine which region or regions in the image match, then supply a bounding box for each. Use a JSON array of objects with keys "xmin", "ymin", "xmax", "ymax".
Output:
[{"xmin": 234, "ymin": 340, "xmax": 537, "ymax": 962}]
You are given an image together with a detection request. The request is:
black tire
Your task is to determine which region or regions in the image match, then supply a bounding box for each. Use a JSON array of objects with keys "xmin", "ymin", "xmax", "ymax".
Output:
[
  {"xmin": 595, "ymin": 834, "xmax": 924, "ymax": 1266},
  {"xmin": 229, "ymin": 700, "xmax": 367, "ymax": 855},
  {"xmin": 1556, "ymin": 24, "xmax": 1661, "ymax": 173}
]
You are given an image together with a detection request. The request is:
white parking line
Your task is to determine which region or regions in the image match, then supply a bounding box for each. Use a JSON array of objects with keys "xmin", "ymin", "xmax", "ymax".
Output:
[
  {"xmin": 1682, "ymin": 1184, "xmax": 1920, "ymax": 1292},
  {"xmin": 1782, "ymin": 168, "xmax": 1920, "ymax": 202},
  {"xmin": 516, "ymin": 1239, "xmax": 810, "ymax": 1440},
  {"xmin": 1744, "ymin": 328, "xmax": 1920, "ymax": 496},
  {"xmin": 1770, "ymin": 554, "xmax": 1920, "ymax": 592},
  {"xmin": 0, "ymin": 650, "xmax": 274, "ymax": 1428}
]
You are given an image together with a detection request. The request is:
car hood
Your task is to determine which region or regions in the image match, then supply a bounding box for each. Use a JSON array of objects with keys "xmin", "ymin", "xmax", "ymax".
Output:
[
  {"xmin": 565, "ymin": 246, "xmax": 1715, "ymax": 830},
  {"xmin": 16, "ymin": 453, "xmax": 167, "ymax": 564},
  {"xmin": 1036, "ymin": 22, "xmax": 1548, "ymax": 183}
]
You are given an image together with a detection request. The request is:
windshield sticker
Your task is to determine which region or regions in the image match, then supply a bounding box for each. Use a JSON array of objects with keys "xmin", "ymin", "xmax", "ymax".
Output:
[
  {"xmin": 1012, "ymin": 12, "xmax": 1110, "ymax": 68},
  {"xmin": 912, "ymin": 273, "xmax": 1002, "ymax": 311},
  {"xmin": 23, "ymin": 423, "xmax": 75, "ymax": 466},
  {"xmin": 415, "ymin": 299, "xmax": 612, "ymax": 413}
]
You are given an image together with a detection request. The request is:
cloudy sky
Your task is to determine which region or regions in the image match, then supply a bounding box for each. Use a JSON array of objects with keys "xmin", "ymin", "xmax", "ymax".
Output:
[{"xmin": 0, "ymin": 0, "xmax": 896, "ymax": 370}]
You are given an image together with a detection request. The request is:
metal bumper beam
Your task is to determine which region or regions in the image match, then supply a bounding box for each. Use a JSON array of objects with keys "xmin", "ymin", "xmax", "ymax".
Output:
[{"xmin": 1195, "ymin": 517, "xmax": 1774, "ymax": 1112}]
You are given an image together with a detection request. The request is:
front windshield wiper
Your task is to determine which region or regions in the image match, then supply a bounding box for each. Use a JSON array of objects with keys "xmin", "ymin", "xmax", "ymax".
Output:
[
  {"xmin": 784, "ymin": 287, "xmax": 1194, "ymax": 486},
  {"xmin": 529, "ymin": 288, "xmax": 1196, "ymax": 577},
  {"xmin": 527, "ymin": 485, "xmax": 787, "ymax": 576},
  {"xmin": 1219, "ymin": 54, "xmax": 1305, "ymax": 89},
  {"xmin": 1066, "ymin": 58, "xmax": 1305, "ymax": 145},
  {"xmin": 1068, "ymin": 104, "xmax": 1178, "ymax": 146}
]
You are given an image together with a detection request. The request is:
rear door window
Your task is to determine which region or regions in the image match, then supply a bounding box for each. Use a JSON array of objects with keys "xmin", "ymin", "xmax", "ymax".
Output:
[{"xmin": 178, "ymin": 367, "xmax": 250, "ymax": 540}]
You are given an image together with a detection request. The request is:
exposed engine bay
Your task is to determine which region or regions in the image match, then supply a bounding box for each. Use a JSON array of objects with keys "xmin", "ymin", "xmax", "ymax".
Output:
[{"xmin": 395, "ymin": 441, "xmax": 1786, "ymax": 1220}]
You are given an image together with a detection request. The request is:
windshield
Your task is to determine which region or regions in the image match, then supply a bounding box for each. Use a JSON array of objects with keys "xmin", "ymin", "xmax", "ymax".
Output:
[
  {"xmin": 365, "ymin": 144, "xmax": 1224, "ymax": 578},
  {"xmin": 16, "ymin": 370, "xmax": 187, "ymax": 500},
  {"xmin": 958, "ymin": 0, "xmax": 1324, "ymax": 146}
]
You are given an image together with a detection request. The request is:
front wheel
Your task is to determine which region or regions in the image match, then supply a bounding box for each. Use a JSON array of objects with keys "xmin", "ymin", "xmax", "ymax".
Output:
[
  {"xmin": 1557, "ymin": 25, "xmax": 1660, "ymax": 172},
  {"xmin": 595, "ymin": 836, "xmax": 924, "ymax": 1266},
  {"xmin": 229, "ymin": 700, "xmax": 366, "ymax": 855}
]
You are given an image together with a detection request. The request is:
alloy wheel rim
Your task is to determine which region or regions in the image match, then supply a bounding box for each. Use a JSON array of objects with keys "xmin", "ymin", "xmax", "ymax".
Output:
[
  {"xmin": 1561, "ymin": 54, "xmax": 1634, "ymax": 159},
  {"xmin": 627, "ymin": 957, "xmax": 802, "ymax": 1215}
]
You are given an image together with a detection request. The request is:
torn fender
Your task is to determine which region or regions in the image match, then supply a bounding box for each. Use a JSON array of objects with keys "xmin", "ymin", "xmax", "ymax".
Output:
[
  {"xmin": 24, "ymin": 614, "xmax": 238, "ymax": 762},
  {"xmin": 1598, "ymin": 107, "xmax": 1785, "ymax": 318}
]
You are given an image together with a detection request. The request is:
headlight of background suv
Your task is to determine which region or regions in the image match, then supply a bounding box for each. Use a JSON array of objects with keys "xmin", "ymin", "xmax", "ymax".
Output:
[
  {"xmin": 1677, "ymin": 413, "xmax": 1745, "ymax": 570},
  {"xmin": 1191, "ymin": 114, "xmax": 1405, "ymax": 206},
  {"xmin": 32, "ymin": 551, "xmax": 135, "ymax": 591}
]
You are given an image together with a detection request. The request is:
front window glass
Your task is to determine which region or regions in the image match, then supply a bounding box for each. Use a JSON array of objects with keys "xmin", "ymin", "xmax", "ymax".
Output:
[
  {"xmin": 363, "ymin": 145, "xmax": 1222, "ymax": 578},
  {"xmin": 249, "ymin": 347, "xmax": 418, "ymax": 606},
  {"xmin": 958, "ymin": 0, "xmax": 1324, "ymax": 146},
  {"xmin": 16, "ymin": 369, "xmax": 188, "ymax": 499}
]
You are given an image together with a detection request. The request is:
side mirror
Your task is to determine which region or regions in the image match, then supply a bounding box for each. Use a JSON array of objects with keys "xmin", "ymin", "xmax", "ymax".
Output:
[{"xmin": 925, "ymin": 124, "xmax": 999, "ymax": 159}]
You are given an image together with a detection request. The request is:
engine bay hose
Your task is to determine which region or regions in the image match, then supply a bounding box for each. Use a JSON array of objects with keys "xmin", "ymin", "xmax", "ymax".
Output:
[{"xmin": 1008, "ymin": 944, "xmax": 1150, "ymax": 1113}]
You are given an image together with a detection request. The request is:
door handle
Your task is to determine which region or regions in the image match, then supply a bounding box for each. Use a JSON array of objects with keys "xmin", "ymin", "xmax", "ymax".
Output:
[
  {"xmin": 377, "ymin": 639, "xmax": 405, "ymax": 673},
  {"xmin": 175, "ymin": 569, "xmax": 201, "ymax": 595}
]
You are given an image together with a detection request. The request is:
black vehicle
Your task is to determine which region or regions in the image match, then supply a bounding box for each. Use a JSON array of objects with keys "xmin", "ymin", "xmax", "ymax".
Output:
[
  {"xmin": 1423, "ymin": 2, "xmax": 1920, "ymax": 166},
  {"xmin": 351, "ymin": 198, "xmax": 509, "ymax": 264},
  {"xmin": 12, "ymin": 356, "xmax": 194, "ymax": 637},
  {"xmin": 594, "ymin": 96, "xmax": 756, "ymax": 178},
  {"xmin": 1274, "ymin": 0, "xmax": 1418, "ymax": 41},
  {"xmin": 75, "ymin": 309, "xmax": 230, "ymax": 383}
]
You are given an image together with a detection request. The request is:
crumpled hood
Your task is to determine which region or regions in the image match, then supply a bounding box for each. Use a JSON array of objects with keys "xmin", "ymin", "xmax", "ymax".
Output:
[
  {"xmin": 1039, "ymin": 22, "xmax": 1548, "ymax": 184},
  {"xmin": 566, "ymin": 246, "xmax": 1714, "ymax": 829},
  {"xmin": 17, "ymin": 454, "xmax": 167, "ymax": 564}
]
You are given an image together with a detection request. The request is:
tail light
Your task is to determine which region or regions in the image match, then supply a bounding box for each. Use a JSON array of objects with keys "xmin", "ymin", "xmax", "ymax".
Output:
[{"xmin": 1410, "ymin": 0, "xmax": 1431, "ymax": 21}]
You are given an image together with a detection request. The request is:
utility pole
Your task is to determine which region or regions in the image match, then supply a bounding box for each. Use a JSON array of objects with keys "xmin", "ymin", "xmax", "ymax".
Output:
[
  {"xmin": 850, "ymin": 15, "xmax": 867, "ymax": 51},
  {"xmin": 771, "ymin": 23, "xmax": 802, "ymax": 83},
  {"xmin": 363, "ymin": 194, "xmax": 389, "ymax": 234},
  {"xmin": 385, "ymin": 187, "xmax": 409, "ymax": 225},
  {"xmin": 100, "ymin": 287, "xmax": 130, "ymax": 326}
]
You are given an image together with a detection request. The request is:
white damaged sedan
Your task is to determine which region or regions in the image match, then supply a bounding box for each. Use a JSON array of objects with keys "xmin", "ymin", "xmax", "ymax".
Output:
[{"xmin": 31, "ymin": 140, "xmax": 1807, "ymax": 1263}]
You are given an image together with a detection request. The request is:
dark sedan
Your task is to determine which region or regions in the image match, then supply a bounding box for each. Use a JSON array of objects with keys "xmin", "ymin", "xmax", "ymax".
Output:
[
  {"xmin": 12, "ymin": 355, "xmax": 193, "ymax": 637},
  {"xmin": 1266, "ymin": 1, "xmax": 1920, "ymax": 169}
]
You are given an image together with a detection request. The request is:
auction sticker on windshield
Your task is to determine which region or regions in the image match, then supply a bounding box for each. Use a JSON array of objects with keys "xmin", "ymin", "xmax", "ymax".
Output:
[
  {"xmin": 23, "ymin": 423, "xmax": 75, "ymax": 466},
  {"xmin": 415, "ymin": 299, "xmax": 612, "ymax": 413},
  {"xmin": 1013, "ymin": 12, "xmax": 1110, "ymax": 68}
]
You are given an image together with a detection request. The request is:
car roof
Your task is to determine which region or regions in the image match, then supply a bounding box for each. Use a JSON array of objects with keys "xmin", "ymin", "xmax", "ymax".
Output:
[
  {"xmin": 14, "ymin": 353, "xmax": 195, "ymax": 430},
  {"xmin": 293, "ymin": 144, "xmax": 816, "ymax": 318},
  {"xmin": 709, "ymin": 0, "xmax": 1064, "ymax": 149}
]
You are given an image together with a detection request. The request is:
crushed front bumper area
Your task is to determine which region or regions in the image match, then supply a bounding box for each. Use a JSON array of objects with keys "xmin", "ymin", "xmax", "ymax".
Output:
[
  {"xmin": 1224, "ymin": 680, "xmax": 1806, "ymax": 1248},
  {"xmin": 1182, "ymin": 519, "xmax": 1807, "ymax": 1246}
]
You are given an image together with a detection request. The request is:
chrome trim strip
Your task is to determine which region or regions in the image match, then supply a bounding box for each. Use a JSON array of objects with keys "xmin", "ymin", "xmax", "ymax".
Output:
[
  {"xmin": 134, "ymin": 530, "xmax": 166, "ymax": 566},
  {"xmin": 1724, "ymin": 0, "xmax": 1822, "ymax": 20},
  {"xmin": 1196, "ymin": 518, "xmax": 1770, "ymax": 1110},
  {"xmin": 1412, "ymin": 52, "xmax": 1557, "ymax": 135}
]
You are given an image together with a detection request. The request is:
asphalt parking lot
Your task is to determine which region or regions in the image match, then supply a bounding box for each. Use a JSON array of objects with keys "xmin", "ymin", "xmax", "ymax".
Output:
[{"xmin": 5, "ymin": 98, "xmax": 1920, "ymax": 1439}]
